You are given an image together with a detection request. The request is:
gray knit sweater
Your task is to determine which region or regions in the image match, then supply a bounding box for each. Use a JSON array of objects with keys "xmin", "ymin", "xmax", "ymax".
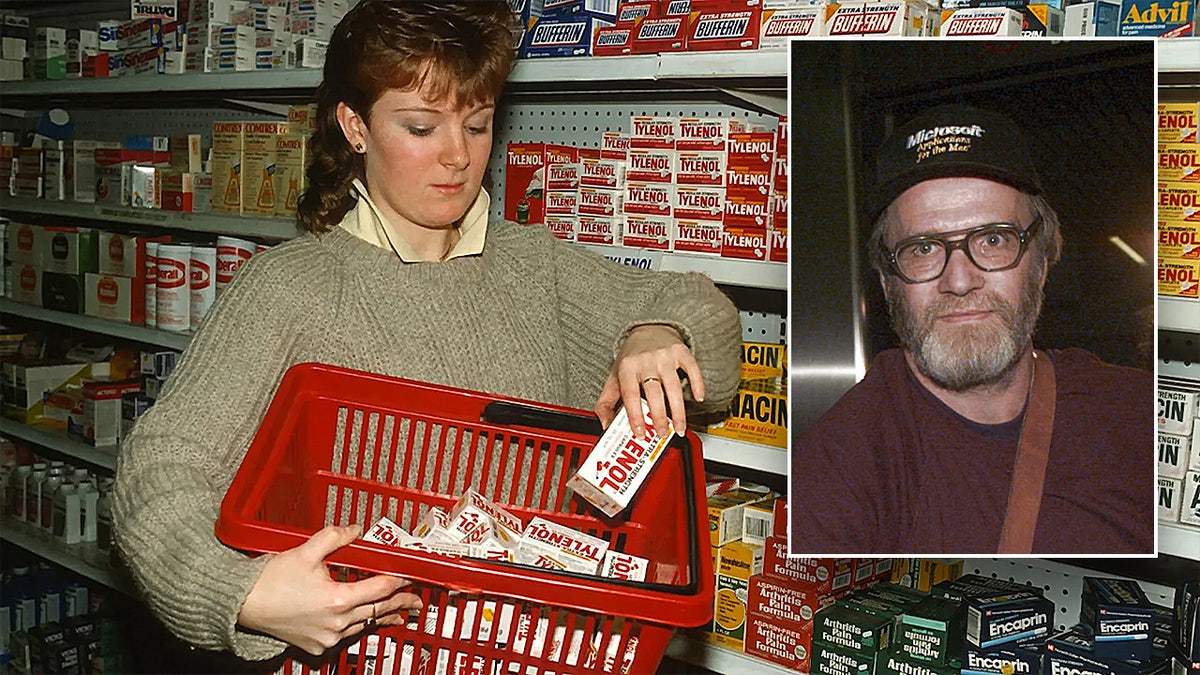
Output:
[{"xmin": 113, "ymin": 220, "xmax": 741, "ymax": 660}]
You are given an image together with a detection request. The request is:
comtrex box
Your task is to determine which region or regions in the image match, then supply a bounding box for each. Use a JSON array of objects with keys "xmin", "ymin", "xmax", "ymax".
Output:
[
  {"xmin": 965, "ymin": 592, "xmax": 1055, "ymax": 649},
  {"xmin": 1081, "ymin": 577, "xmax": 1155, "ymax": 661}
]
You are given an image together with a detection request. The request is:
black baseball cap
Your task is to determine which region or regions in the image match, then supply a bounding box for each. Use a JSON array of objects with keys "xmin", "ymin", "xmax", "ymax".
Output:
[{"xmin": 867, "ymin": 104, "xmax": 1043, "ymax": 223}]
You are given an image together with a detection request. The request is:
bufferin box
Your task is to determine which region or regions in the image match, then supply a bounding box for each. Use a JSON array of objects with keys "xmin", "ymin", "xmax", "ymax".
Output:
[
  {"xmin": 760, "ymin": 5, "xmax": 825, "ymax": 44},
  {"xmin": 939, "ymin": 7, "xmax": 1023, "ymax": 34},
  {"xmin": 825, "ymin": 1, "xmax": 929, "ymax": 36}
]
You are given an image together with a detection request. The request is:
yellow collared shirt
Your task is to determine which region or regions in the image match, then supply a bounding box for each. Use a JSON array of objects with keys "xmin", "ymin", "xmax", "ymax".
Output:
[{"xmin": 340, "ymin": 178, "xmax": 489, "ymax": 262}]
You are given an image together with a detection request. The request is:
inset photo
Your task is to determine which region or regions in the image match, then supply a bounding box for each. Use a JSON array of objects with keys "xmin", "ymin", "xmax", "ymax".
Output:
[{"xmin": 788, "ymin": 40, "xmax": 1156, "ymax": 556}]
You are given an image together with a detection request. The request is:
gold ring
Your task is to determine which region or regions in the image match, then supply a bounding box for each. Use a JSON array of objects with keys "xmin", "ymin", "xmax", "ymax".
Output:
[
  {"xmin": 365, "ymin": 603, "xmax": 378, "ymax": 628},
  {"xmin": 641, "ymin": 376, "xmax": 661, "ymax": 384}
]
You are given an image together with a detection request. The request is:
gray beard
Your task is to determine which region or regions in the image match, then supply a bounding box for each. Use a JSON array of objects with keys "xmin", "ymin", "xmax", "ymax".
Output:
[{"xmin": 888, "ymin": 271, "xmax": 1043, "ymax": 392}]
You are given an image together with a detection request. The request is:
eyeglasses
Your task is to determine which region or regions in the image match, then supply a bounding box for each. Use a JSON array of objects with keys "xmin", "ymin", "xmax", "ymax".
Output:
[{"xmin": 881, "ymin": 215, "xmax": 1043, "ymax": 284}]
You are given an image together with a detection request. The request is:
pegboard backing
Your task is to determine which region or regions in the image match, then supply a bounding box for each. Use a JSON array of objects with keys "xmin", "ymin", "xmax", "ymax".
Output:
[
  {"xmin": 968, "ymin": 558, "xmax": 1175, "ymax": 632},
  {"xmin": 59, "ymin": 107, "xmax": 284, "ymax": 141},
  {"xmin": 488, "ymin": 101, "xmax": 781, "ymax": 221},
  {"xmin": 741, "ymin": 310, "xmax": 785, "ymax": 344}
]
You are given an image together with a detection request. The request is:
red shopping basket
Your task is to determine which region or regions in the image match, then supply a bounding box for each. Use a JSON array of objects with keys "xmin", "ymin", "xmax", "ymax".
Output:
[{"xmin": 216, "ymin": 362, "xmax": 714, "ymax": 674}]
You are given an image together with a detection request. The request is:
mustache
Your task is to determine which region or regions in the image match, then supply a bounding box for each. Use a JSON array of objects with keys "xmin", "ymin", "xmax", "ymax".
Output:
[{"xmin": 923, "ymin": 292, "xmax": 1014, "ymax": 320}]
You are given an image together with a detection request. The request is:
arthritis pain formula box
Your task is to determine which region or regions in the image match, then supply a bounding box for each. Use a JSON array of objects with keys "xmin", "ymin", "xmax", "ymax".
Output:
[
  {"xmin": 567, "ymin": 401, "xmax": 675, "ymax": 518},
  {"xmin": 1159, "ymin": 222, "xmax": 1200, "ymax": 260},
  {"xmin": 1161, "ymin": 143, "xmax": 1200, "ymax": 184},
  {"xmin": 939, "ymin": 7, "xmax": 1023, "ymax": 34},
  {"xmin": 1159, "ymin": 102, "xmax": 1199, "ymax": 145},
  {"xmin": 1158, "ymin": 257, "xmax": 1200, "ymax": 298}
]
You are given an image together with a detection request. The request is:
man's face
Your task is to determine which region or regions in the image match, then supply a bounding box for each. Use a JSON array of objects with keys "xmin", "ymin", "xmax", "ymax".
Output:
[{"xmin": 882, "ymin": 177, "xmax": 1046, "ymax": 392}]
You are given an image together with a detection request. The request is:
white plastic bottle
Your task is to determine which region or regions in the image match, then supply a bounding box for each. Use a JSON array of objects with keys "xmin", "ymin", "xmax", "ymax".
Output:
[{"xmin": 23, "ymin": 462, "xmax": 48, "ymax": 526}]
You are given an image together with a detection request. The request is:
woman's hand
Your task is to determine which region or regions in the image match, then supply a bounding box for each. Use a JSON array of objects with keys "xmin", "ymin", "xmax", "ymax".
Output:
[
  {"xmin": 237, "ymin": 524, "xmax": 423, "ymax": 655},
  {"xmin": 595, "ymin": 324, "xmax": 705, "ymax": 438}
]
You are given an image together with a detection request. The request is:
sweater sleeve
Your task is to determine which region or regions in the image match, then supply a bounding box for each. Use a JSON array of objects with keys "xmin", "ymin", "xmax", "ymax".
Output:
[
  {"xmin": 529, "ymin": 224, "xmax": 742, "ymax": 416},
  {"xmin": 112, "ymin": 240, "xmax": 338, "ymax": 660}
]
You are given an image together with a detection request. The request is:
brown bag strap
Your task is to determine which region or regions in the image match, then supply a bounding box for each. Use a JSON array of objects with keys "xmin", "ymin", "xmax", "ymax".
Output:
[{"xmin": 998, "ymin": 350, "xmax": 1057, "ymax": 555}]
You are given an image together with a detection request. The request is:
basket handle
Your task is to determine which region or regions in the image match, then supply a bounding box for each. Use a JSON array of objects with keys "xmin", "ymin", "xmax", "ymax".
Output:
[{"xmin": 482, "ymin": 401, "xmax": 604, "ymax": 436}]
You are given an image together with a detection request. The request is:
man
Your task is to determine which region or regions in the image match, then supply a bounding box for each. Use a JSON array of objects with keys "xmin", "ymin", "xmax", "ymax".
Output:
[{"xmin": 792, "ymin": 105, "xmax": 1153, "ymax": 555}]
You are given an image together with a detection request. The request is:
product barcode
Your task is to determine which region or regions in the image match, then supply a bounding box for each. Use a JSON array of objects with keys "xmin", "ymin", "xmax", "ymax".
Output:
[
  {"xmin": 967, "ymin": 607, "xmax": 981, "ymax": 645},
  {"xmin": 746, "ymin": 517, "xmax": 769, "ymax": 540}
]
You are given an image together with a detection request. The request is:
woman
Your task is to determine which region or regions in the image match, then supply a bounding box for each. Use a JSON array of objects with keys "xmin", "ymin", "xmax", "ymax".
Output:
[{"xmin": 114, "ymin": 0, "xmax": 741, "ymax": 664}]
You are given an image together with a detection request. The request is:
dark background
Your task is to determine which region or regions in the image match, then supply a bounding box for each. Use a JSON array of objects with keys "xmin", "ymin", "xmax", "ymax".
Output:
[{"xmin": 789, "ymin": 40, "xmax": 1156, "ymax": 432}]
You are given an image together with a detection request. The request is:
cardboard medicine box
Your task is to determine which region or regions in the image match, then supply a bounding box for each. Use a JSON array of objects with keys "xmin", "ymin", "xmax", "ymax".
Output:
[
  {"xmin": 41, "ymin": 227, "xmax": 98, "ymax": 275},
  {"xmin": 814, "ymin": 603, "xmax": 893, "ymax": 654},
  {"xmin": 7, "ymin": 222, "xmax": 44, "ymax": 265},
  {"xmin": 1159, "ymin": 102, "xmax": 1199, "ymax": 145},
  {"xmin": 211, "ymin": 121, "xmax": 245, "ymax": 214},
  {"xmin": 1182, "ymin": 471, "xmax": 1200, "ymax": 526},
  {"xmin": 744, "ymin": 612, "xmax": 813, "ymax": 672},
  {"xmin": 1159, "ymin": 431, "xmax": 1191, "ymax": 480},
  {"xmin": 1158, "ymin": 387, "xmax": 1197, "ymax": 434},
  {"xmin": 241, "ymin": 121, "xmax": 289, "ymax": 216},
  {"xmin": 1064, "ymin": 0, "xmax": 1121, "ymax": 34},
  {"xmin": 706, "ymin": 384, "xmax": 786, "ymax": 448},
  {"xmin": 1161, "ymin": 143, "xmax": 1200, "ymax": 184},
  {"xmin": 1159, "ymin": 222, "xmax": 1200, "ymax": 260},
  {"xmin": 85, "ymin": 273, "xmax": 146, "ymax": 325},
  {"xmin": 1159, "ymin": 476, "xmax": 1183, "ymax": 522},
  {"xmin": 894, "ymin": 596, "xmax": 963, "ymax": 665},
  {"xmin": 1159, "ymin": 257, "xmax": 1200, "ymax": 298},
  {"xmin": 708, "ymin": 488, "xmax": 771, "ymax": 547}
]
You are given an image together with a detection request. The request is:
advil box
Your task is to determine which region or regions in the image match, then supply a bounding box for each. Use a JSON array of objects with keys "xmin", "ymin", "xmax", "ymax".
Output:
[
  {"xmin": 521, "ymin": 13, "xmax": 614, "ymax": 58},
  {"xmin": 1159, "ymin": 222, "xmax": 1200, "ymax": 260},
  {"xmin": 506, "ymin": 142, "xmax": 545, "ymax": 225},
  {"xmin": 630, "ymin": 15, "xmax": 687, "ymax": 53},
  {"xmin": 939, "ymin": 7, "xmax": 1023, "ymax": 34},
  {"xmin": 1118, "ymin": 0, "xmax": 1194, "ymax": 35},
  {"xmin": 1158, "ymin": 257, "xmax": 1200, "ymax": 298},
  {"xmin": 759, "ymin": 6, "xmax": 826, "ymax": 45},
  {"xmin": 825, "ymin": 1, "xmax": 927, "ymax": 35},
  {"xmin": 1161, "ymin": 143, "xmax": 1200, "ymax": 184},
  {"xmin": 1160, "ymin": 102, "xmax": 1199, "ymax": 145},
  {"xmin": 686, "ymin": 1, "xmax": 762, "ymax": 51}
]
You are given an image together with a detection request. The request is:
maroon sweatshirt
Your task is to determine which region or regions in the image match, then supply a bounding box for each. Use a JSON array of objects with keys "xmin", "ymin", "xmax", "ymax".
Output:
[{"xmin": 791, "ymin": 348, "xmax": 1154, "ymax": 555}]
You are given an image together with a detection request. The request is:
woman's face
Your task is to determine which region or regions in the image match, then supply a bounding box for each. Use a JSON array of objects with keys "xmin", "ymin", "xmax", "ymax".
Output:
[{"xmin": 343, "ymin": 84, "xmax": 495, "ymax": 232}]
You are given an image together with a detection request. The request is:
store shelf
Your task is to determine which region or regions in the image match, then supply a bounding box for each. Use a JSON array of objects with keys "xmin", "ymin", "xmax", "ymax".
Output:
[
  {"xmin": 0, "ymin": 418, "xmax": 118, "ymax": 471},
  {"xmin": 0, "ymin": 517, "xmax": 135, "ymax": 595},
  {"xmin": 1, "ymin": 298, "xmax": 192, "ymax": 351},
  {"xmin": 0, "ymin": 196, "xmax": 299, "ymax": 240},
  {"xmin": 580, "ymin": 243, "xmax": 786, "ymax": 290},
  {"xmin": 665, "ymin": 633, "xmax": 798, "ymax": 675},
  {"xmin": 698, "ymin": 433, "xmax": 786, "ymax": 475},
  {"xmin": 1160, "ymin": 296, "xmax": 1200, "ymax": 334},
  {"xmin": 1159, "ymin": 38, "xmax": 1200, "ymax": 71},
  {"xmin": 1160, "ymin": 521, "xmax": 1200, "ymax": 561},
  {"xmin": 0, "ymin": 52, "xmax": 786, "ymax": 101}
]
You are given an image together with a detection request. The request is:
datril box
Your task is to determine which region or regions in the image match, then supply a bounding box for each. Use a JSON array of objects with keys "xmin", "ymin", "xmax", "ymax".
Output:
[
  {"xmin": 686, "ymin": 1, "xmax": 762, "ymax": 51},
  {"xmin": 1158, "ymin": 257, "xmax": 1200, "ymax": 298},
  {"xmin": 1160, "ymin": 183, "xmax": 1200, "ymax": 223},
  {"xmin": 1159, "ymin": 102, "xmax": 1198, "ymax": 145},
  {"xmin": 1161, "ymin": 143, "xmax": 1200, "ymax": 184},
  {"xmin": 940, "ymin": 7, "xmax": 1023, "ymax": 34},
  {"xmin": 1159, "ymin": 222, "xmax": 1200, "ymax": 259},
  {"xmin": 760, "ymin": 5, "xmax": 826, "ymax": 45},
  {"xmin": 825, "ymin": 1, "xmax": 929, "ymax": 36},
  {"xmin": 1117, "ymin": 0, "xmax": 1194, "ymax": 36}
]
